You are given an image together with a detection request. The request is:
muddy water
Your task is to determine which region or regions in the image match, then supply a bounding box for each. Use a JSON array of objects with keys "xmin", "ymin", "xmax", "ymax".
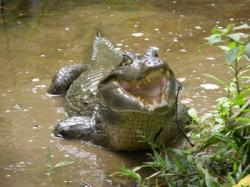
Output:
[{"xmin": 0, "ymin": 1, "xmax": 249, "ymax": 186}]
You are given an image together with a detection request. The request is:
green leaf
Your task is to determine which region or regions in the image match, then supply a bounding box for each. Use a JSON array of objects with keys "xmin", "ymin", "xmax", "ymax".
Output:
[
  {"xmin": 227, "ymin": 33, "xmax": 244, "ymax": 43},
  {"xmin": 238, "ymin": 69, "xmax": 250, "ymax": 76},
  {"xmin": 112, "ymin": 165, "xmax": 142, "ymax": 182},
  {"xmin": 198, "ymin": 135, "xmax": 220, "ymax": 151},
  {"xmin": 245, "ymin": 55, "xmax": 250, "ymax": 62},
  {"xmin": 204, "ymin": 169, "xmax": 220, "ymax": 187},
  {"xmin": 207, "ymin": 34, "xmax": 222, "ymax": 45},
  {"xmin": 214, "ymin": 133, "xmax": 237, "ymax": 148},
  {"xmin": 203, "ymin": 74, "xmax": 226, "ymax": 85},
  {"xmin": 218, "ymin": 45, "xmax": 230, "ymax": 51},
  {"xmin": 226, "ymin": 24, "xmax": 234, "ymax": 33},
  {"xmin": 188, "ymin": 108, "xmax": 199, "ymax": 122},
  {"xmin": 234, "ymin": 23, "xmax": 250, "ymax": 30},
  {"xmin": 227, "ymin": 173, "xmax": 236, "ymax": 185},
  {"xmin": 228, "ymin": 41, "xmax": 237, "ymax": 49},
  {"xmin": 196, "ymin": 163, "xmax": 220, "ymax": 187},
  {"xmin": 145, "ymin": 171, "xmax": 161, "ymax": 180},
  {"xmin": 225, "ymin": 47, "xmax": 239, "ymax": 64},
  {"xmin": 132, "ymin": 165, "xmax": 146, "ymax": 172},
  {"xmin": 211, "ymin": 28, "xmax": 222, "ymax": 34},
  {"xmin": 235, "ymin": 117, "xmax": 250, "ymax": 124},
  {"xmin": 54, "ymin": 161, "xmax": 74, "ymax": 169},
  {"xmin": 239, "ymin": 76, "xmax": 250, "ymax": 80},
  {"xmin": 123, "ymin": 167, "xmax": 142, "ymax": 181},
  {"xmin": 243, "ymin": 109, "xmax": 250, "ymax": 113},
  {"xmin": 46, "ymin": 163, "xmax": 53, "ymax": 170},
  {"xmin": 245, "ymin": 43, "xmax": 250, "ymax": 59},
  {"xmin": 236, "ymin": 164, "xmax": 243, "ymax": 181}
]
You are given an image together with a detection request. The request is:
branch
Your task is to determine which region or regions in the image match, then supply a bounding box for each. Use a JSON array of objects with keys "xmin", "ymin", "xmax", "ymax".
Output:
[{"xmin": 175, "ymin": 83, "xmax": 194, "ymax": 147}]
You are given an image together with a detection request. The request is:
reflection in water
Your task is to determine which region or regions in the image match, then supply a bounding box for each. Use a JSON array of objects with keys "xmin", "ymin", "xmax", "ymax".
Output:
[
  {"xmin": 0, "ymin": 0, "xmax": 4, "ymax": 14},
  {"xmin": 0, "ymin": 0, "xmax": 249, "ymax": 186},
  {"xmin": 16, "ymin": 0, "xmax": 40, "ymax": 18},
  {"xmin": 200, "ymin": 83, "xmax": 220, "ymax": 90},
  {"xmin": 0, "ymin": 0, "xmax": 11, "ymax": 55}
]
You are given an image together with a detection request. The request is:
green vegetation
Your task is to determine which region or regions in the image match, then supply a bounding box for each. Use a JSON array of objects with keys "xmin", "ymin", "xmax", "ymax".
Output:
[
  {"xmin": 113, "ymin": 24, "xmax": 250, "ymax": 187},
  {"xmin": 46, "ymin": 147, "xmax": 74, "ymax": 180}
]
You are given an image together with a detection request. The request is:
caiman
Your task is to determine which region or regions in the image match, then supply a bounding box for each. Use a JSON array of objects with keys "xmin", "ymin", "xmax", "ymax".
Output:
[{"xmin": 48, "ymin": 34, "xmax": 190, "ymax": 151}]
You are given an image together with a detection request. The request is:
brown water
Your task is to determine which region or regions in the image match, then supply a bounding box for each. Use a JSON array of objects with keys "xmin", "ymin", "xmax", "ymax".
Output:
[{"xmin": 0, "ymin": 1, "xmax": 249, "ymax": 186}]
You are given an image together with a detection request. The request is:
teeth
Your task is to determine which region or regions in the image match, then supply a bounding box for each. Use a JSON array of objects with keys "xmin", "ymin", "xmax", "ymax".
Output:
[
  {"xmin": 165, "ymin": 94, "xmax": 168, "ymax": 101},
  {"xmin": 137, "ymin": 96, "xmax": 145, "ymax": 104},
  {"xmin": 161, "ymin": 93, "xmax": 165, "ymax": 102},
  {"xmin": 152, "ymin": 100, "xmax": 158, "ymax": 105},
  {"xmin": 113, "ymin": 81, "xmax": 119, "ymax": 86},
  {"xmin": 114, "ymin": 68, "xmax": 170, "ymax": 109},
  {"xmin": 165, "ymin": 90, "xmax": 168, "ymax": 97}
]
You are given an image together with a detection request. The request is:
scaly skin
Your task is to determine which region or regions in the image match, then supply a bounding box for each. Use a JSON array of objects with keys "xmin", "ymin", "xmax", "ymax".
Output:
[
  {"xmin": 48, "ymin": 64, "xmax": 87, "ymax": 95},
  {"xmin": 49, "ymin": 34, "xmax": 191, "ymax": 151},
  {"xmin": 96, "ymin": 103, "xmax": 190, "ymax": 150}
]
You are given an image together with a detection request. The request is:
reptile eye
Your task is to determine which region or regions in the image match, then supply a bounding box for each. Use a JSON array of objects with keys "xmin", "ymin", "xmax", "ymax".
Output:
[{"xmin": 120, "ymin": 55, "xmax": 133, "ymax": 66}]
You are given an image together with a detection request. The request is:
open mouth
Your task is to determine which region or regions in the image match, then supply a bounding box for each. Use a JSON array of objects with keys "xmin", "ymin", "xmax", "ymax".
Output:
[{"xmin": 113, "ymin": 69, "xmax": 170, "ymax": 110}]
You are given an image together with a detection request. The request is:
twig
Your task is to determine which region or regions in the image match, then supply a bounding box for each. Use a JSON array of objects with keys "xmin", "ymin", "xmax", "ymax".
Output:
[
  {"xmin": 69, "ymin": 176, "xmax": 94, "ymax": 187},
  {"xmin": 175, "ymin": 82, "xmax": 194, "ymax": 147},
  {"xmin": 234, "ymin": 61, "xmax": 241, "ymax": 94},
  {"xmin": 229, "ymin": 99, "xmax": 250, "ymax": 121},
  {"xmin": 79, "ymin": 179, "xmax": 94, "ymax": 187}
]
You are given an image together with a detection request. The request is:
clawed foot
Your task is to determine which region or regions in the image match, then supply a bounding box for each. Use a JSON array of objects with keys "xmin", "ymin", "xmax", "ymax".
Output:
[{"xmin": 53, "ymin": 116, "xmax": 95, "ymax": 141}]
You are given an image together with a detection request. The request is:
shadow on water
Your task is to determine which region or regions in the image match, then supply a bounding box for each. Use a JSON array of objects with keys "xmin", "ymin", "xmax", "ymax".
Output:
[{"xmin": 0, "ymin": 0, "xmax": 249, "ymax": 186}]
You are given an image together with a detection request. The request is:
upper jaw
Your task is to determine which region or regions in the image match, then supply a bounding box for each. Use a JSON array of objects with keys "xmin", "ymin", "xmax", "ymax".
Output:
[{"xmin": 102, "ymin": 61, "xmax": 170, "ymax": 83}]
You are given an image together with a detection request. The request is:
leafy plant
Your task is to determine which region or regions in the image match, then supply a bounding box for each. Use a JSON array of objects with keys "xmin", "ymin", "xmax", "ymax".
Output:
[
  {"xmin": 46, "ymin": 147, "xmax": 74, "ymax": 179},
  {"xmin": 198, "ymin": 24, "xmax": 250, "ymax": 184},
  {"xmin": 207, "ymin": 23, "xmax": 250, "ymax": 96}
]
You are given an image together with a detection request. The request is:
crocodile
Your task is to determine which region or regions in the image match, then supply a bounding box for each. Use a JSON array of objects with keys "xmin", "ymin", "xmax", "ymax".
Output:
[{"xmin": 48, "ymin": 34, "xmax": 190, "ymax": 151}]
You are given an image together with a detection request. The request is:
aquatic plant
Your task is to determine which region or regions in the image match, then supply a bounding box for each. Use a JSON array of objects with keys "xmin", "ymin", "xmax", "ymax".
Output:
[
  {"xmin": 112, "ymin": 23, "xmax": 250, "ymax": 187},
  {"xmin": 46, "ymin": 147, "xmax": 74, "ymax": 180}
]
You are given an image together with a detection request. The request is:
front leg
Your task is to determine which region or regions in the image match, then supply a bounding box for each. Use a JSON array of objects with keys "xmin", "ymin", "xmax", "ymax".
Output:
[
  {"xmin": 53, "ymin": 116, "xmax": 107, "ymax": 146},
  {"xmin": 53, "ymin": 116, "xmax": 95, "ymax": 141},
  {"xmin": 48, "ymin": 64, "xmax": 87, "ymax": 95}
]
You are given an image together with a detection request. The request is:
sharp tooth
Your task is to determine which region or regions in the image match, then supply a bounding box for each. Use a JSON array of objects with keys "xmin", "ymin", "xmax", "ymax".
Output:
[
  {"xmin": 161, "ymin": 94, "xmax": 165, "ymax": 101},
  {"xmin": 165, "ymin": 94, "xmax": 169, "ymax": 103},
  {"xmin": 113, "ymin": 81, "xmax": 119, "ymax": 86},
  {"xmin": 138, "ymin": 96, "xmax": 145, "ymax": 103},
  {"xmin": 153, "ymin": 100, "xmax": 158, "ymax": 105}
]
